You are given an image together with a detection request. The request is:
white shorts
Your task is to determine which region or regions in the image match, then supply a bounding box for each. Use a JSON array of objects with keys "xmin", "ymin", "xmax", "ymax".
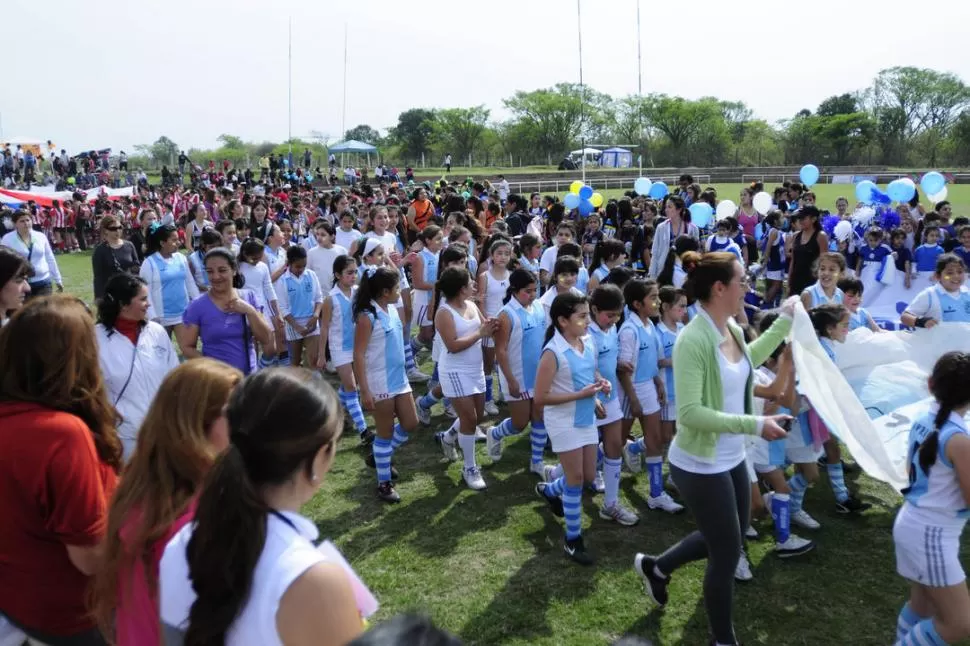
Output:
[
  {"xmin": 547, "ymin": 423, "xmax": 599, "ymax": 453},
  {"xmin": 330, "ymin": 347, "xmax": 353, "ymax": 368},
  {"xmin": 661, "ymin": 400, "xmax": 677, "ymax": 422},
  {"xmin": 498, "ymin": 371, "xmax": 533, "ymax": 402},
  {"xmin": 596, "ymin": 397, "xmax": 623, "ymax": 427},
  {"xmin": 746, "ymin": 435, "xmax": 787, "ymax": 473},
  {"xmin": 765, "ymin": 269, "xmax": 785, "ymax": 281},
  {"xmin": 893, "ymin": 504, "xmax": 966, "ymax": 587},
  {"xmin": 621, "ymin": 381, "xmax": 661, "ymax": 419},
  {"xmin": 285, "ymin": 316, "xmax": 321, "ymax": 342},
  {"xmin": 440, "ymin": 370, "xmax": 486, "ymax": 398},
  {"xmin": 158, "ymin": 314, "xmax": 184, "ymax": 328},
  {"xmin": 411, "ymin": 291, "xmax": 432, "ymax": 328}
]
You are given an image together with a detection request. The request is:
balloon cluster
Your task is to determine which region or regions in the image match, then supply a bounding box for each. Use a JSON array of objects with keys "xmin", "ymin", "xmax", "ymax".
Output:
[
  {"xmin": 564, "ymin": 180, "xmax": 602, "ymax": 216},
  {"xmin": 920, "ymin": 171, "xmax": 948, "ymax": 202},
  {"xmin": 633, "ymin": 177, "xmax": 668, "ymax": 199},
  {"xmin": 853, "ymin": 171, "xmax": 949, "ymax": 207},
  {"xmin": 854, "ymin": 180, "xmax": 891, "ymax": 206}
]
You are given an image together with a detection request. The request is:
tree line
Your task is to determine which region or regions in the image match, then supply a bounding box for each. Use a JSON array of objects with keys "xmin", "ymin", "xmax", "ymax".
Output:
[{"xmin": 133, "ymin": 66, "xmax": 970, "ymax": 171}]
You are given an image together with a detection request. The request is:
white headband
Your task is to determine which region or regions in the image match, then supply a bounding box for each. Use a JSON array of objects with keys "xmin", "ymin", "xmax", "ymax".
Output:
[{"xmin": 363, "ymin": 237, "xmax": 383, "ymax": 257}]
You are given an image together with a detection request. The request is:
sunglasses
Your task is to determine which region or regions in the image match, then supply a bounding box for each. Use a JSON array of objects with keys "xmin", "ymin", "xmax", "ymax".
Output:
[{"xmin": 105, "ymin": 226, "xmax": 123, "ymax": 232}]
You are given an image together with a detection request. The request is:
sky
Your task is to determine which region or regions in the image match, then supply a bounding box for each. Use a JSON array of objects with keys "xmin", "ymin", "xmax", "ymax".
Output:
[{"xmin": 5, "ymin": 0, "xmax": 970, "ymax": 154}]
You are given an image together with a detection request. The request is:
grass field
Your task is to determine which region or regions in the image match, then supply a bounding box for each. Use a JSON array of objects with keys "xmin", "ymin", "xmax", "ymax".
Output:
[{"xmin": 54, "ymin": 213, "xmax": 969, "ymax": 644}]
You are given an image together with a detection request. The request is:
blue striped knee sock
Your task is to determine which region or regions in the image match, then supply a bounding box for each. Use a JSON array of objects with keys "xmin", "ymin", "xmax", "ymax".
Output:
[
  {"xmin": 898, "ymin": 618, "xmax": 946, "ymax": 646},
  {"xmin": 548, "ymin": 464, "xmax": 564, "ymax": 481},
  {"xmin": 390, "ymin": 423, "xmax": 409, "ymax": 451},
  {"xmin": 897, "ymin": 602, "xmax": 924, "ymax": 642},
  {"xmin": 603, "ymin": 457, "xmax": 622, "ymax": 508},
  {"xmin": 429, "ymin": 364, "xmax": 440, "ymax": 389},
  {"xmin": 530, "ymin": 421, "xmax": 547, "ymax": 465},
  {"xmin": 771, "ymin": 492, "xmax": 791, "ymax": 544},
  {"xmin": 645, "ymin": 456, "xmax": 663, "ymax": 498},
  {"xmin": 491, "ymin": 418, "xmax": 518, "ymax": 440},
  {"xmin": 563, "ymin": 484, "xmax": 583, "ymax": 540},
  {"xmin": 258, "ymin": 354, "xmax": 276, "ymax": 369},
  {"xmin": 826, "ymin": 462, "xmax": 849, "ymax": 503},
  {"xmin": 404, "ymin": 341, "xmax": 416, "ymax": 372},
  {"xmin": 628, "ymin": 437, "xmax": 645, "ymax": 457},
  {"xmin": 372, "ymin": 437, "xmax": 393, "ymax": 483},
  {"xmin": 789, "ymin": 473, "xmax": 808, "ymax": 514},
  {"xmin": 544, "ymin": 475, "xmax": 565, "ymax": 498},
  {"xmin": 276, "ymin": 351, "xmax": 291, "ymax": 367},
  {"xmin": 418, "ymin": 390, "xmax": 440, "ymax": 410},
  {"xmin": 485, "ymin": 375, "xmax": 493, "ymax": 403},
  {"xmin": 338, "ymin": 387, "xmax": 367, "ymax": 433}
]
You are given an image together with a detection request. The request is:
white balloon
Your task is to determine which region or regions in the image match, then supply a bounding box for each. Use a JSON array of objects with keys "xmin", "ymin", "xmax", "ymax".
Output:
[
  {"xmin": 752, "ymin": 191, "xmax": 773, "ymax": 215},
  {"xmin": 928, "ymin": 187, "xmax": 948, "ymax": 202},
  {"xmin": 834, "ymin": 220, "xmax": 853, "ymax": 242},
  {"xmin": 715, "ymin": 200, "xmax": 737, "ymax": 220}
]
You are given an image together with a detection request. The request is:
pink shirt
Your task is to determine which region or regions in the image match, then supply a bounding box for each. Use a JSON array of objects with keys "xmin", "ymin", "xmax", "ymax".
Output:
[
  {"xmin": 737, "ymin": 208, "xmax": 759, "ymax": 237},
  {"xmin": 115, "ymin": 500, "xmax": 197, "ymax": 646}
]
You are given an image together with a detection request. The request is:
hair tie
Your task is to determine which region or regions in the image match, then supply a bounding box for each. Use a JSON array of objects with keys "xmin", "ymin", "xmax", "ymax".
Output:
[
  {"xmin": 365, "ymin": 266, "xmax": 378, "ymax": 278},
  {"xmin": 149, "ymin": 222, "xmax": 162, "ymax": 234}
]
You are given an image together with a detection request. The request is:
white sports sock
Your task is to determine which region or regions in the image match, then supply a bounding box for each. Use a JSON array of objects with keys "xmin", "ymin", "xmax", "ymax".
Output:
[{"xmin": 458, "ymin": 432, "xmax": 477, "ymax": 469}]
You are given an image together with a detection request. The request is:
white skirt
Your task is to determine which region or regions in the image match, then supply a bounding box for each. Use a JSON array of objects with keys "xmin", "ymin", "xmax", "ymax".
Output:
[
  {"xmin": 621, "ymin": 381, "xmax": 661, "ymax": 418},
  {"xmin": 331, "ymin": 347, "xmax": 353, "ymax": 368},
  {"xmin": 765, "ymin": 269, "xmax": 785, "ymax": 282},
  {"xmin": 411, "ymin": 290, "xmax": 432, "ymax": 328},
  {"xmin": 440, "ymin": 369, "xmax": 486, "ymax": 398},
  {"xmin": 893, "ymin": 503, "xmax": 966, "ymax": 587},
  {"xmin": 661, "ymin": 400, "xmax": 677, "ymax": 422},
  {"xmin": 547, "ymin": 422, "xmax": 599, "ymax": 453},
  {"xmin": 596, "ymin": 396, "xmax": 623, "ymax": 427},
  {"xmin": 285, "ymin": 316, "xmax": 321, "ymax": 342},
  {"xmin": 498, "ymin": 371, "xmax": 533, "ymax": 402}
]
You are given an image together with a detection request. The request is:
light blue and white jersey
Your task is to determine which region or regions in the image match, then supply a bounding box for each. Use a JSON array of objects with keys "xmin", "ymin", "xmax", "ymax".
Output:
[
  {"xmin": 657, "ymin": 321, "xmax": 683, "ymax": 401},
  {"xmin": 618, "ymin": 314, "xmax": 663, "ymax": 384},
  {"xmin": 935, "ymin": 285, "xmax": 970, "ymax": 323},
  {"xmin": 686, "ymin": 303, "xmax": 699, "ymax": 322},
  {"xmin": 264, "ymin": 245, "xmax": 287, "ymax": 286},
  {"xmin": 276, "ymin": 269, "xmax": 322, "ymax": 319},
  {"xmin": 803, "ymin": 282, "xmax": 844, "ymax": 308},
  {"xmin": 360, "ymin": 301, "xmax": 407, "ymax": 396},
  {"xmin": 188, "ymin": 250, "xmax": 209, "ymax": 289},
  {"xmin": 576, "ymin": 266, "xmax": 590, "ymax": 293},
  {"xmin": 499, "ymin": 299, "xmax": 545, "ymax": 392},
  {"xmin": 848, "ymin": 307, "xmax": 872, "ymax": 331},
  {"xmin": 587, "ymin": 320, "xmax": 619, "ymax": 404},
  {"xmin": 819, "ymin": 336, "xmax": 837, "ymax": 362},
  {"xmin": 328, "ymin": 285, "xmax": 357, "ymax": 354},
  {"xmin": 591, "ymin": 263, "xmax": 610, "ymax": 284},
  {"xmin": 903, "ymin": 404, "xmax": 970, "ymax": 525},
  {"xmin": 417, "ymin": 248, "xmax": 439, "ymax": 289},
  {"xmin": 141, "ymin": 252, "xmax": 198, "ymax": 322},
  {"xmin": 518, "ymin": 255, "xmax": 539, "ymax": 278},
  {"xmin": 542, "ymin": 331, "xmax": 598, "ymax": 430}
]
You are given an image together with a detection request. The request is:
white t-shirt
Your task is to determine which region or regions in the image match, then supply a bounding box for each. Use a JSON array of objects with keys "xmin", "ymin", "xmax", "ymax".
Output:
[
  {"xmin": 539, "ymin": 244, "xmax": 559, "ymax": 276},
  {"xmin": 307, "ymin": 244, "xmax": 347, "ymax": 292}
]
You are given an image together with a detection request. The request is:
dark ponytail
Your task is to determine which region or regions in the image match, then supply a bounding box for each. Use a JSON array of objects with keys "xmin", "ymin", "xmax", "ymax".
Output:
[
  {"xmin": 589, "ymin": 238, "xmax": 626, "ymax": 273},
  {"xmin": 657, "ymin": 235, "xmax": 700, "ymax": 286},
  {"xmin": 353, "ymin": 266, "xmax": 398, "ymax": 322},
  {"xmin": 503, "ymin": 268, "xmax": 537, "ymax": 304},
  {"xmin": 98, "ymin": 273, "xmax": 148, "ymax": 332},
  {"xmin": 917, "ymin": 352, "xmax": 970, "ymax": 475},
  {"xmin": 544, "ymin": 291, "xmax": 588, "ymax": 345}
]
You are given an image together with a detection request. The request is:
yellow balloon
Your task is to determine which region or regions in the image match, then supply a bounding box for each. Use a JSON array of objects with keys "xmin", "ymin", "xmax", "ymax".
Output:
[
  {"xmin": 569, "ymin": 180, "xmax": 584, "ymax": 195},
  {"xmin": 590, "ymin": 192, "xmax": 604, "ymax": 208}
]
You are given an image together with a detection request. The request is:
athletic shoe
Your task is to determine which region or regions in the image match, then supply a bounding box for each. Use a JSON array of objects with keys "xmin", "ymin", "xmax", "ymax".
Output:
[
  {"xmin": 365, "ymin": 453, "xmax": 399, "ymax": 480},
  {"xmin": 587, "ymin": 471, "xmax": 606, "ymax": 494},
  {"xmin": 535, "ymin": 482, "xmax": 564, "ymax": 517},
  {"xmin": 529, "ymin": 461, "xmax": 547, "ymax": 478},
  {"xmin": 775, "ymin": 534, "xmax": 815, "ymax": 558},
  {"xmin": 407, "ymin": 368, "xmax": 431, "ymax": 383},
  {"xmin": 734, "ymin": 552, "xmax": 753, "ymax": 582},
  {"xmin": 444, "ymin": 403, "xmax": 457, "ymax": 418},
  {"xmin": 563, "ymin": 535, "xmax": 594, "ymax": 565},
  {"xmin": 647, "ymin": 492, "xmax": 685, "ymax": 514},
  {"xmin": 633, "ymin": 553, "xmax": 669, "ymax": 607},
  {"xmin": 484, "ymin": 401, "xmax": 500, "ymax": 416},
  {"xmin": 416, "ymin": 402, "xmax": 431, "ymax": 426},
  {"xmin": 745, "ymin": 525, "xmax": 759, "ymax": 539},
  {"xmin": 376, "ymin": 481, "xmax": 400, "ymax": 503},
  {"xmin": 462, "ymin": 466, "xmax": 487, "ymax": 490},
  {"xmin": 835, "ymin": 495, "xmax": 872, "ymax": 514},
  {"xmin": 599, "ymin": 502, "xmax": 639, "ymax": 526},
  {"xmin": 485, "ymin": 428, "xmax": 503, "ymax": 461},
  {"xmin": 474, "ymin": 426, "xmax": 488, "ymax": 441},
  {"xmin": 435, "ymin": 431, "xmax": 458, "ymax": 461},
  {"xmin": 359, "ymin": 429, "xmax": 375, "ymax": 446},
  {"xmin": 542, "ymin": 464, "xmax": 560, "ymax": 483},
  {"xmin": 791, "ymin": 509, "xmax": 821, "ymax": 530},
  {"xmin": 622, "ymin": 439, "xmax": 643, "ymax": 473}
]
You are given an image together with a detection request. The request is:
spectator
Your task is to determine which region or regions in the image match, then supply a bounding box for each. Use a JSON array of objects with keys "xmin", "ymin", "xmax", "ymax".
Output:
[
  {"xmin": 0, "ymin": 210, "xmax": 63, "ymax": 298},
  {"xmin": 0, "ymin": 246, "xmax": 31, "ymax": 326},
  {"xmin": 91, "ymin": 214, "xmax": 140, "ymax": 302}
]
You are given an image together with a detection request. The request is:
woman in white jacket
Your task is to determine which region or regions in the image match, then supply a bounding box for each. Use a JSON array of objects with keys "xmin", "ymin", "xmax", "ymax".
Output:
[
  {"xmin": 139, "ymin": 224, "xmax": 199, "ymax": 334},
  {"xmin": 648, "ymin": 196, "xmax": 700, "ymax": 279},
  {"xmin": 96, "ymin": 273, "xmax": 179, "ymax": 460}
]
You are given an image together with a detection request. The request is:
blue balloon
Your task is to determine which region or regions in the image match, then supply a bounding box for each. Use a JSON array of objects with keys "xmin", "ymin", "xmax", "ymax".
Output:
[
  {"xmin": 564, "ymin": 193, "xmax": 580, "ymax": 209},
  {"xmin": 633, "ymin": 177, "xmax": 651, "ymax": 195},
  {"xmin": 887, "ymin": 178, "xmax": 916, "ymax": 203},
  {"xmin": 648, "ymin": 181, "xmax": 668, "ymax": 199},
  {"xmin": 920, "ymin": 171, "xmax": 945, "ymax": 196},
  {"xmin": 579, "ymin": 185, "xmax": 594, "ymax": 200},
  {"xmin": 306, "ymin": 173, "xmax": 314, "ymax": 182},
  {"xmin": 578, "ymin": 199, "xmax": 595, "ymax": 216},
  {"xmin": 799, "ymin": 164, "xmax": 820, "ymax": 187},
  {"xmin": 688, "ymin": 202, "xmax": 713, "ymax": 229},
  {"xmin": 855, "ymin": 180, "xmax": 877, "ymax": 204}
]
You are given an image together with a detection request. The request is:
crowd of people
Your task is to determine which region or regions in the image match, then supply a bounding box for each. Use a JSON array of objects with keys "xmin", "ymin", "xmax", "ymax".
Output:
[{"xmin": 0, "ymin": 166, "xmax": 968, "ymax": 646}]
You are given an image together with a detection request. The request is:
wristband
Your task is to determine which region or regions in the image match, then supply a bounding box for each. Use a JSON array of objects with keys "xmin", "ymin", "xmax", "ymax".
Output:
[{"xmin": 915, "ymin": 317, "xmax": 930, "ymax": 328}]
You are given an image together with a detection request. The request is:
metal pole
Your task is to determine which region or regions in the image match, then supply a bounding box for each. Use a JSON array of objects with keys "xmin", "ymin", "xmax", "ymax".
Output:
[
  {"xmin": 577, "ymin": 0, "xmax": 586, "ymax": 183},
  {"xmin": 342, "ymin": 24, "xmax": 348, "ymax": 139},
  {"xmin": 288, "ymin": 17, "xmax": 292, "ymax": 163}
]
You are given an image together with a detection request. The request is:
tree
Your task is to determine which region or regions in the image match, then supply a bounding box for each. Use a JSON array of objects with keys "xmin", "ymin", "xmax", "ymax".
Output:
[
  {"xmin": 141, "ymin": 136, "xmax": 179, "ymax": 166},
  {"xmin": 642, "ymin": 95, "xmax": 729, "ymax": 165},
  {"xmin": 433, "ymin": 106, "xmax": 490, "ymax": 161},
  {"xmin": 390, "ymin": 109, "xmax": 436, "ymax": 160},
  {"xmin": 503, "ymin": 83, "xmax": 591, "ymax": 160},
  {"xmin": 817, "ymin": 93, "xmax": 858, "ymax": 117},
  {"xmin": 818, "ymin": 112, "xmax": 873, "ymax": 164},
  {"xmin": 344, "ymin": 124, "xmax": 381, "ymax": 144},
  {"xmin": 216, "ymin": 134, "xmax": 245, "ymax": 150}
]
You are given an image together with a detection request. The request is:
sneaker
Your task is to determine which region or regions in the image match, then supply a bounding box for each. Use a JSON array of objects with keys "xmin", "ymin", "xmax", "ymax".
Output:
[
  {"xmin": 563, "ymin": 535, "xmax": 594, "ymax": 565},
  {"xmin": 542, "ymin": 464, "xmax": 560, "ymax": 482},
  {"xmin": 407, "ymin": 368, "xmax": 431, "ymax": 383},
  {"xmin": 587, "ymin": 471, "xmax": 605, "ymax": 494},
  {"xmin": 416, "ymin": 402, "xmax": 431, "ymax": 426},
  {"xmin": 377, "ymin": 481, "xmax": 400, "ymax": 503},
  {"xmin": 444, "ymin": 403, "xmax": 457, "ymax": 419},
  {"xmin": 359, "ymin": 429, "xmax": 375, "ymax": 446},
  {"xmin": 647, "ymin": 492, "xmax": 685, "ymax": 514},
  {"xmin": 734, "ymin": 552, "xmax": 754, "ymax": 582},
  {"xmin": 485, "ymin": 428, "xmax": 503, "ymax": 461},
  {"xmin": 365, "ymin": 453, "xmax": 399, "ymax": 480},
  {"xmin": 484, "ymin": 401, "xmax": 500, "ymax": 416},
  {"xmin": 474, "ymin": 426, "xmax": 488, "ymax": 441},
  {"xmin": 435, "ymin": 431, "xmax": 458, "ymax": 461},
  {"xmin": 835, "ymin": 495, "xmax": 872, "ymax": 514},
  {"xmin": 745, "ymin": 525, "xmax": 759, "ymax": 539},
  {"xmin": 529, "ymin": 461, "xmax": 547, "ymax": 478},
  {"xmin": 462, "ymin": 465, "xmax": 487, "ymax": 490},
  {"xmin": 633, "ymin": 553, "xmax": 669, "ymax": 607},
  {"xmin": 535, "ymin": 482, "xmax": 564, "ymax": 517},
  {"xmin": 775, "ymin": 534, "xmax": 815, "ymax": 558},
  {"xmin": 791, "ymin": 509, "xmax": 821, "ymax": 530},
  {"xmin": 622, "ymin": 439, "xmax": 643, "ymax": 473},
  {"xmin": 599, "ymin": 502, "xmax": 639, "ymax": 526}
]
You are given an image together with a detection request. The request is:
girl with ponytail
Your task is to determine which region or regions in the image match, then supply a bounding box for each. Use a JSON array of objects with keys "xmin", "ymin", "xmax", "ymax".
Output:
[
  {"xmin": 158, "ymin": 369, "xmax": 362, "ymax": 646},
  {"xmin": 892, "ymin": 351, "xmax": 970, "ymax": 646}
]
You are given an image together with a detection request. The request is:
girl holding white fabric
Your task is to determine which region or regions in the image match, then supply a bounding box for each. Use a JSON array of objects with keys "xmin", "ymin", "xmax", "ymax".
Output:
[{"xmin": 901, "ymin": 254, "xmax": 970, "ymax": 328}]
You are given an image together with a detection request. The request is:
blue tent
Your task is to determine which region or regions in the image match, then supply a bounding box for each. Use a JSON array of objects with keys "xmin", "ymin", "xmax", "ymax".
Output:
[
  {"xmin": 328, "ymin": 139, "xmax": 378, "ymax": 153},
  {"xmin": 599, "ymin": 147, "xmax": 633, "ymax": 168}
]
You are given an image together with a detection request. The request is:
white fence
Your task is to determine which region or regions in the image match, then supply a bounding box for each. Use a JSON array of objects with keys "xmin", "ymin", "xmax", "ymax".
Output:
[
  {"xmin": 506, "ymin": 174, "xmax": 711, "ymax": 195},
  {"xmin": 742, "ymin": 172, "xmax": 970, "ymax": 185}
]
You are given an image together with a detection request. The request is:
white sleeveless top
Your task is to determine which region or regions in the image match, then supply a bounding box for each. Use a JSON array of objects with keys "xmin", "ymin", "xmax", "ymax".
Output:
[
  {"xmin": 159, "ymin": 510, "xmax": 324, "ymax": 646},
  {"xmin": 437, "ymin": 301, "xmax": 483, "ymax": 375},
  {"xmin": 481, "ymin": 269, "xmax": 510, "ymax": 318}
]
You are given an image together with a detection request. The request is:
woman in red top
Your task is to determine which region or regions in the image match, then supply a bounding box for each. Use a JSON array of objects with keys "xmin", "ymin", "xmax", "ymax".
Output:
[
  {"xmin": 93, "ymin": 358, "xmax": 241, "ymax": 646},
  {"xmin": 0, "ymin": 295, "xmax": 122, "ymax": 645}
]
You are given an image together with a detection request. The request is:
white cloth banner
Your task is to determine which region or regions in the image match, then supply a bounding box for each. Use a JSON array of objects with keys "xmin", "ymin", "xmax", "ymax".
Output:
[{"xmin": 790, "ymin": 303, "xmax": 970, "ymax": 491}]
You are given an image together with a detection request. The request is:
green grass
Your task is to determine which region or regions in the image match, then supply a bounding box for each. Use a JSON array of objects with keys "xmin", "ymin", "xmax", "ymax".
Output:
[{"xmin": 57, "ymin": 235, "xmax": 970, "ymax": 645}]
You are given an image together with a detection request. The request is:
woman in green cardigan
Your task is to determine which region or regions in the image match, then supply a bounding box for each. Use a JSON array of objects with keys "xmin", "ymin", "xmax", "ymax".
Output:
[{"xmin": 633, "ymin": 252, "xmax": 796, "ymax": 646}]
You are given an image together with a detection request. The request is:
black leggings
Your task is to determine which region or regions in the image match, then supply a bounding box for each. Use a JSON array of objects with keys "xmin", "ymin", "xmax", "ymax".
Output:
[{"xmin": 656, "ymin": 461, "xmax": 750, "ymax": 645}]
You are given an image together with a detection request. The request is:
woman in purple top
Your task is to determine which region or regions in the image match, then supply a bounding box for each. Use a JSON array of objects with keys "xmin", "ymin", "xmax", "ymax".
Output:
[{"xmin": 178, "ymin": 248, "xmax": 273, "ymax": 374}]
